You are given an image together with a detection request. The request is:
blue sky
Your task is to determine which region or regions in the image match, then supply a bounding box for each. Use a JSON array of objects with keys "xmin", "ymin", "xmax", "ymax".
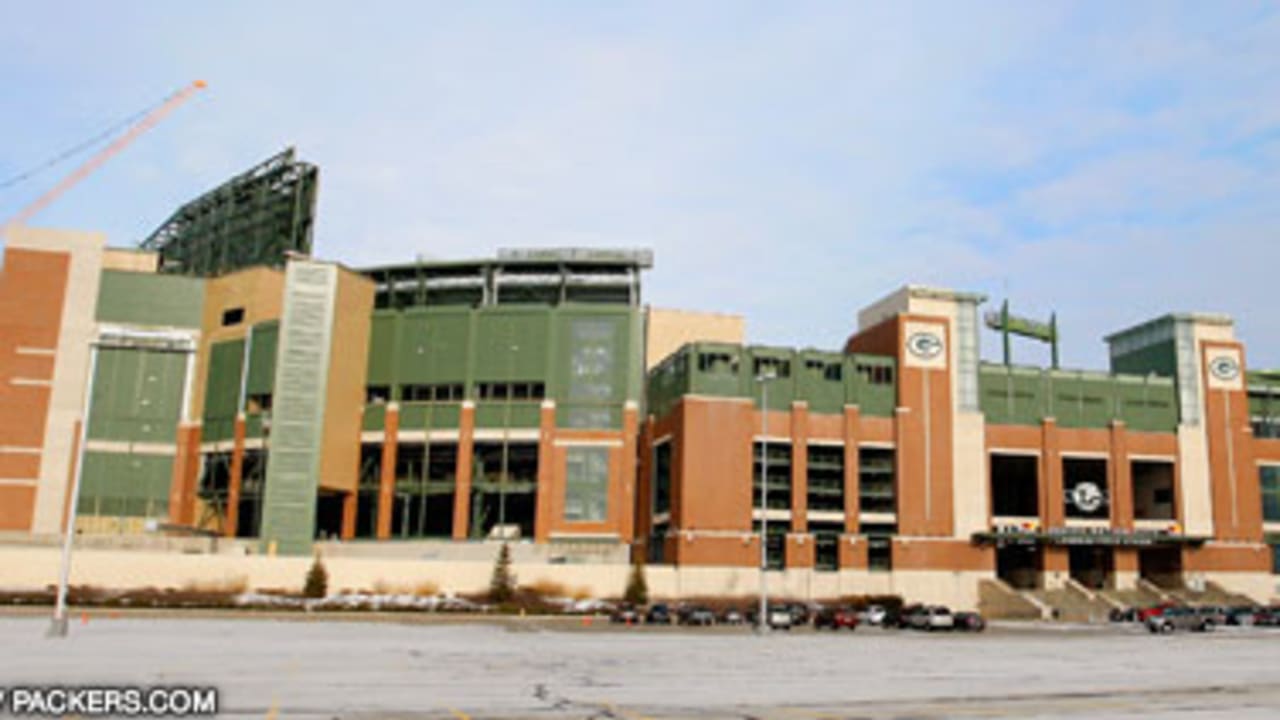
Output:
[{"xmin": 2, "ymin": 2, "xmax": 1278, "ymax": 369}]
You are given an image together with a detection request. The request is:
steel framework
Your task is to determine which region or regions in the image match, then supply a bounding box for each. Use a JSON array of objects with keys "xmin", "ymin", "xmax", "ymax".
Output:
[{"xmin": 140, "ymin": 148, "xmax": 317, "ymax": 277}]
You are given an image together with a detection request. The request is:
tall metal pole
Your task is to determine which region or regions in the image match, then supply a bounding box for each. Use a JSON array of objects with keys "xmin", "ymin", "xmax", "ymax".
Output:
[
  {"xmin": 49, "ymin": 342, "xmax": 99, "ymax": 638},
  {"xmin": 757, "ymin": 371, "xmax": 774, "ymax": 634}
]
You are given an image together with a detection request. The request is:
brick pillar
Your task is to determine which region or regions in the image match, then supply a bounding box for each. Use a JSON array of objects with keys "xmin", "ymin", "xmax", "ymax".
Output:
[
  {"xmin": 1041, "ymin": 418, "xmax": 1064, "ymax": 528},
  {"xmin": 843, "ymin": 406, "xmax": 861, "ymax": 534},
  {"xmin": 790, "ymin": 401, "xmax": 809, "ymax": 533},
  {"xmin": 1042, "ymin": 546, "xmax": 1069, "ymax": 589},
  {"xmin": 377, "ymin": 404, "xmax": 399, "ymax": 539},
  {"xmin": 452, "ymin": 402, "xmax": 474, "ymax": 539},
  {"xmin": 839, "ymin": 535, "xmax": 867, "ymax": 569},
  {"xmin": 619, "ymin": 402, "xmax": 639, "ymax": 544},
  {"xmin": 534, "ymin": 401, "xmax": 556, "ymax": 542},
  {"xmin": 1109, "ymin": 421, "xmax": 1133, "ymax": 530},
  {"xmin": 341, "ymin": 490, "xmax": 357, "ymax": 540},
  {"xmin": 168, "ymin": 423, "xmax": 202, "ymax": 527},
  {"xmin": 225, "ymin": 414, "xmax": 247, "ymax": 537},
  {"xmin": 786, "ymin": 535, "xmax": 815, "ymax": 568}
]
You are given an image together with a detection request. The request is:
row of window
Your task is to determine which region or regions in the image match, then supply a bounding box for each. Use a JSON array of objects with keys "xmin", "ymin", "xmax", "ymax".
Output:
[
  {"xmin": 692, "ymin": 352, "xmax": 895, "ymax": 386},
  {"xmin": 990, "ymin": 454, "xmax": 1177, "ymax": 521},
  {"xmin": 365, "ymin": 382, "xmax": 547, "ymax": 404}
]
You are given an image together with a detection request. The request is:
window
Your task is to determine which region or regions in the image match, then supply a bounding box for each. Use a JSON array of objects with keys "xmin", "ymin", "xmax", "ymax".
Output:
[
  {"xmin": 564, "ymin": 446, "xmax": 609, "ymax": 522},
  {"xmin": 1272, "ymin": 545, "xmax": 1280, "ymax": 575},
  {"xmin": 391, "ymin": 443, "xmax": 458, "ymax": 538},
  {"xmin": 399, "ymin": 383, "xmax": 464, "ymax": 402},
  {"xmin": 804, "ymin": 359, "xmax": 842, "ymax": 383},
  {"xmin": 862, "ymin": 522, "xmax": 895, "ymax": 572},
  {"xmin": 856, "ymin": 363, "xmax": 894, "ymax": 386},
  {"xmin": 807, "ymin": 445, "xmax": 844, "ymax": 512},
  {"xmin": 858, "ymin": 447, "xmax": 896, "ymax": 514},
  {"xmin": 753, "ymin": 520, "xmax": 789, "ymax": 570},
  {"xmin": 991, "ymin": 454, "xmax": 1038, "ymax": 517},
  {"xmin": 752, "ymin": 356, "xmax": 791, "ymax": 379},
  {"xmin": 246, "ymin": 393, "xmax": 272, "ymax": 413},
  {"xmin": 812, "ymin": 521, "xmax": 841, "ymax": 572},
  {"xmin": 653, "ymin": 442, "xmax": 672, "ymax": 515},
  {"xmin": 221, "ymin": 308, "xmax": 245, "ymax": 326},
  {"xmin": 1063, "ymin": 458, "xmax": 1108, "ymax": 520},
  {"xmin": 753, "ymin": 442, "xmax": 792, "ymax": 510},
  {"xmin": 477, "ymin": 381, "xmax": 545, "ymax": 401},
  {"xmin": 697, "ymin": 352, "xmax": 737, "ymax": 374},
  {"xmin": 366, "ymin": 385, "xmax": 391, "ymax": 404},
  {"xmin": 1261, "ymin": 466, "xmax": 1280, "ymax": 523},
  {"xmin": 1132, "ymin": 460, "xmax": 1175, "ymax": 520}
]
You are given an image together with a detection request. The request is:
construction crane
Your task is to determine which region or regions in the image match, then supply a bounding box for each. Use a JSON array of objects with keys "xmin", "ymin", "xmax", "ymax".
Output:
[{"xmin": 1, "ymin": 80, "xmax": 207, "ymax": 238}]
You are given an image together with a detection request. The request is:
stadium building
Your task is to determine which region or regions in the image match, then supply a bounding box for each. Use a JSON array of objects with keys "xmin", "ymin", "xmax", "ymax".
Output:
[{"xmin": 2, "ymin": 151, "xmax": 1278, "ymax": 610}]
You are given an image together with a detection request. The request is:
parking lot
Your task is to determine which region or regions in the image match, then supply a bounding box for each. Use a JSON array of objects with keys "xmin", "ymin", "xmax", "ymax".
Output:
[{"xmin": 3, "ymin": 613, "xmax": 1280, "ymax": 719}]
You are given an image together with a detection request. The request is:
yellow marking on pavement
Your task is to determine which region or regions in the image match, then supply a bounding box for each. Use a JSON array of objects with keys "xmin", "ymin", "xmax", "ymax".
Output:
[{"xmin": 449, "ymin": 708, "xmax": 471, "ymax": 720}]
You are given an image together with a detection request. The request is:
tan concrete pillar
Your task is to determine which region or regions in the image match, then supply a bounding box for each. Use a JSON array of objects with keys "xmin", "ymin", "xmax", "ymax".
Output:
[{"xmin": 377, "ymin": 405, "xmax": 399, "ymax": 539}]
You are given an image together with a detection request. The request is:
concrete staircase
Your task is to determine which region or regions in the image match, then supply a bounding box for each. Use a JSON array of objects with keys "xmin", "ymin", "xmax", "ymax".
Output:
[
  {"xmin": 1099, "ymin": 581, "xmax": 1166, "ymax": 610},
  {"xmin": 978, "ymin": 579, "xmax": 1044, "ymax": 620},
  {"xmin": 1024, "ymin": 581, "xmax": 1115, "ymax": 624}
]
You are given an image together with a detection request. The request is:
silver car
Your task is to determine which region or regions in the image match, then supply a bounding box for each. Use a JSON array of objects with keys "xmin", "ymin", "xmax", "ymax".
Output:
[{"xmin": 1147, "ymin": 607, "xmax": 1210, "ymax": 633}]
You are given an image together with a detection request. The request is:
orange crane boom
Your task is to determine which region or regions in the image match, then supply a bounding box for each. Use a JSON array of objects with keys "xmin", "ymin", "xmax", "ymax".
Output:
[{"xmin": 1, "ymin": 80, "xmax": 207, "ymax": 237}]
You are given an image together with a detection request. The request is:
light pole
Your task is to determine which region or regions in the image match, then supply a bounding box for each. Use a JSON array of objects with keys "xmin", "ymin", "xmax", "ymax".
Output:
[
  {"xmin": 756, "ymin": 368, "xmax": 777, "ymax": 634},
  {"xmin": 49, "ymin": 327, "xmax": 195, "ymax": 637}
]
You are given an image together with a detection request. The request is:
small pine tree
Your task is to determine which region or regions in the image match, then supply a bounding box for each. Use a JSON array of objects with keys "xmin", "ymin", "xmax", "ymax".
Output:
[
  {"xmin": 489, "ymin": 543, "xmax": 515, "ymax": 603},
  {"xmin": 303, "ymin": 555, "xmax": 328, "ymax": 599},
  {"xmin": 624, "ymin": 558, "xmax": 648, "ymax": 606}
]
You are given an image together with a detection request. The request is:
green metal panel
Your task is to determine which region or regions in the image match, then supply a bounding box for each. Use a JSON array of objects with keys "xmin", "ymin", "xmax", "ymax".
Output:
[
  {"xmin": 744, "ymin": 347, "xmax": 797, "ymax": 411},
  {"xmin": 847, "ymin": 354, "xmax": 896, "ymax": 417},
  {"xmin": 397, "ymin": 308, "xmax": 472, "ymax": 386},
  {"xmin": 245, "ymin": 321, "xmax": 278, "ymax": 396},
  {"xmin": 95, "ymin": 270, "xmax": 205, "ymax": 328},
  {"xmin": 77, "ymin": 451, "xmax": 173, "ymax": 518},
  {"xmin": 474, "ymin": 308, "xmax": 551, "ymax": 383},
  {"xmin": 202, "ymin": 339, "xmax": 244, "ymax": 442},
  {"xmin": 688, "ymin": 343, "xmax": 745, "ymax": 398},
  {"xmin": 399, "ymin": 402, "xmax": 462, "ymax": 430},
  {"xmin": 362, "ymin": 403, "xmax": 387, "ymax": 431},
  {"xmin": 797, "ymin": 351, "xmax": 846, "ymax": 415},
  {"xmin": 367, "ymin": 312, "xmax": 398, "ymax": 385},
  {"xmin": 87, "ymin": 348, "xmax": 187, "ymax": 444},
  {"xmin": 980, "ymin": 363, "xmax": 1177, "ymax": 432},
  {"xmin": 475, "ymin": 403, "xmax": 542, "ymax": 429}
]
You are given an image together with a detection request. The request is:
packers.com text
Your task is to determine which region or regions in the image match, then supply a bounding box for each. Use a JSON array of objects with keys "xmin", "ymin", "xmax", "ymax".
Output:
[{"xmin": 0, "ymin": 686, "xmax": 217, "ymax": 716}]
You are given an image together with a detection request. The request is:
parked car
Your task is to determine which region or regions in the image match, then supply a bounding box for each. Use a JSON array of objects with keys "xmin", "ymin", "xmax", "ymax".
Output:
[
  {"xmin": 1109, "ymin": 607, "xmax": 1141, "ymax": 623},
  {"xmin": 862, "ymin": 604, "xmax": 889, "ymax": 627},
  {"xmin": 645, "ymin": 603, "xmax": 674, "ymax": 625},
  {"xmin": 1147, "ymin": 606, "xmax": 1211, "ymax": 633},
  {"xmin": 953, "ymin": 611, "xmax": 986, "ymax": 632},
  {"xmin": 895, "ymin": 604, "xmax": 925, "ymax": 629},
  {"xmin": 1193, "ymin": 606, "xmax": 1229, "ymax": 628},
  {"xmin": 719, "ymin": 608, "xmax": 745, "ymax": 625},
  {"xmin": 1254, "ymin": 607, "xmax": 1280, "ymax": 627},
  {"xmin": 814, "ymin": 606, "xmax": 859, "ymax": 631},
  {"xmin": 1137, "ymin": 602, "xmax": 1179, "ymax": 622},
  {"xmin": 903, "ymin": 605, "xmax": 954, "ymax": 631},
  {"xmin": 1225, "ymin": 606, "xmax": 1261, "ymax": 626},
  {"xmin": 610, "ymin": 604, "xmax": 641, "ymax": 624},
  {"xmin": 678, "ymin": 605, "xmax": 717, "ymax": 626},
  {"xmin": 748, "ymin": 603, "xmax": 795, "ymax": 630}
]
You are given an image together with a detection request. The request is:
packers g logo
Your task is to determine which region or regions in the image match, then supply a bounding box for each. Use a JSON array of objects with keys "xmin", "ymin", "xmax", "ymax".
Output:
[
  {"xmin": 1068, "ymin": 482, "xmax": 1106, "ymax": 513},
  {"xmin": 906, "ymin": 332, "xmax": 943, "ymax": 360},
  {"xmin": 1209, "ymin": 355, "xmax": 1239, "ymax": 381}
]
